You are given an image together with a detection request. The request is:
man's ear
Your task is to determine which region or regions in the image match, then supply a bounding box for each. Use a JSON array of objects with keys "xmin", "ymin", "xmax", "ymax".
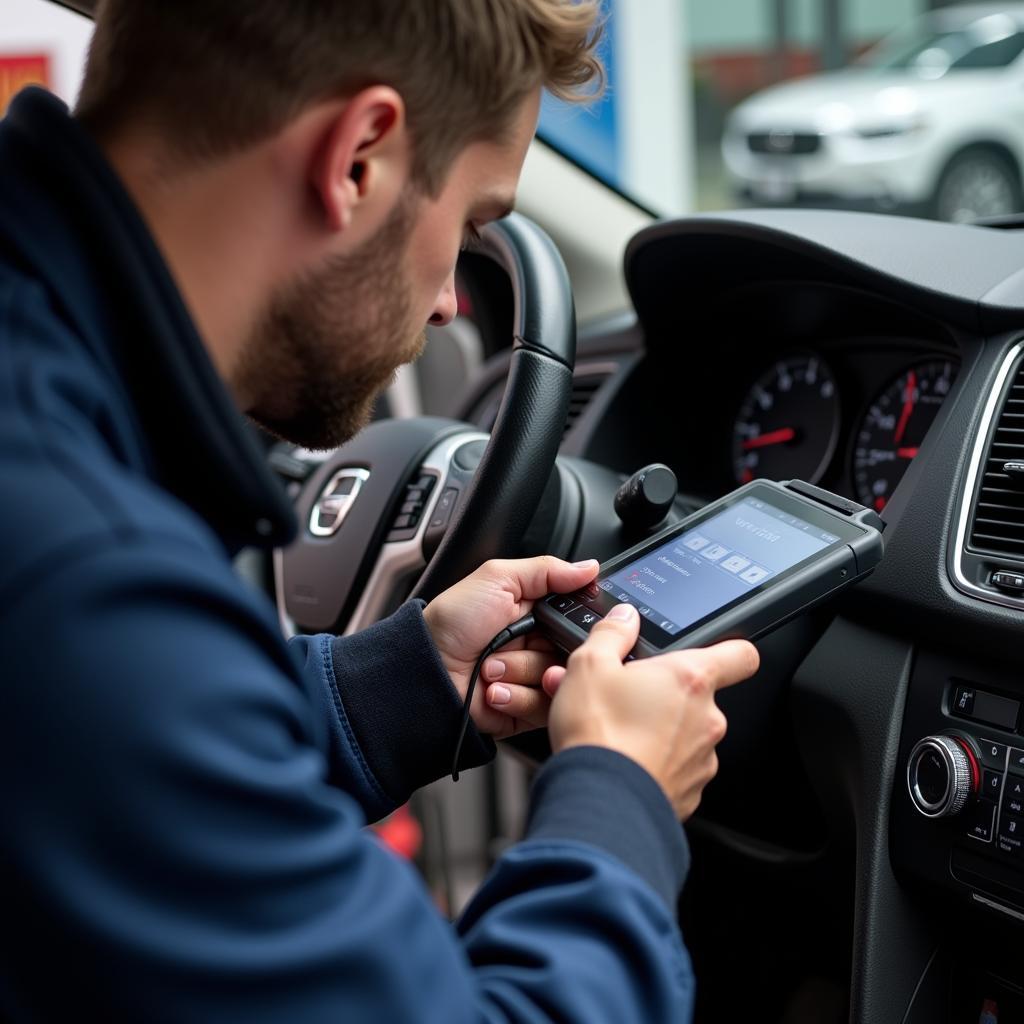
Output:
[{"xmin": 311, "ymin": 86, "xmax": 408, "ymax": 235}]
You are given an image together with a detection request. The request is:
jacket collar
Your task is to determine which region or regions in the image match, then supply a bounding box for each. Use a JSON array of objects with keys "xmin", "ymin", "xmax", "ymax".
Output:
[{"xmin": 0, "ymin": 87, "xmax": 296, "ymax": 551}]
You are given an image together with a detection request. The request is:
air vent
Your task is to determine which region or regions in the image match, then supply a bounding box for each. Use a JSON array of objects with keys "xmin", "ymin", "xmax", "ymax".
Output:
[
  {"xmin": 968, "ymin": 356, "xmax": 1024, "ymax": 557},
  {"xmin": 562, "ymin": 372, "xmax": 610, "ymax": 439},
  {"xmin": 471, "ymin": 366, "xmax": 612, "ymax": 434}
]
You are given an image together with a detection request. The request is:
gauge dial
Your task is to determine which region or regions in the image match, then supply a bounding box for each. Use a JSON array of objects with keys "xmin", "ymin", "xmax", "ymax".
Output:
[
  {"xmin": 732, "ymin": 355, "xmax": 841, "ymax": 486},
  {"xmin": 852, "ymin": 359, "xmax": 957, "ymax": 512}
]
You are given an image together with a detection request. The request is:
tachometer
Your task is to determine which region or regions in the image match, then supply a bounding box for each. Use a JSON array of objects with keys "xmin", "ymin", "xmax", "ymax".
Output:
[
  {"xmin": 732, "ymin": 355, "xmax": 841, "ymax": 485},
  {"xmin": 852, "ymin": 359, "xmax": 957, "ymax": 512}
]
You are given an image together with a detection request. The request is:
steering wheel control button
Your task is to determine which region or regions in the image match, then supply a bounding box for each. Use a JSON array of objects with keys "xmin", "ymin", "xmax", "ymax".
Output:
[
  {"xmin": 966, "ymin": 801, "xmax": 997, "ymax": 843},
  {"xmin": 309, "ymin": 468, "xmax": 370, "ymax": 538},
  {"xmin": 1010, "ymin": 748, "xmax": 1024, "ymax": 776},
  {"xmin": 953, "ymin": 686, "xmax": 976, "ymax": 717},
  {"xmin": 907, "ymin": 736, "xmax": 974, "ymax": 818},
  {"xmin": 566, "ymin": 606, "xmax": 603, "ymax": 633},
  {"xmin": 421, "ymin": 487, "xmax": 461, "ymax": 560},
  {"xmin": 429, "ymin": 489, "xmax": 458, "ymax": 531},
  {"xmin": 547, "ymin": 595, "xmax": 579, "ymax": 615},
  {"xmin": 981, "ymin": 770, "xmax": 1005, "ymax": 803},
  {"xmin": 978, "ymin": 739, "xmax": 1009, "ymax": 771},
  {"xmin": 386, "ymin": 471, "xmax": 439, "ymax": 543}
]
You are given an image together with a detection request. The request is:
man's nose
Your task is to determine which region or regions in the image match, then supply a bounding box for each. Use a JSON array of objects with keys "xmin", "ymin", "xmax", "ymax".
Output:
[{"xmin": 429, "ymin": 272, "xmax": 458, "ymax": 327}]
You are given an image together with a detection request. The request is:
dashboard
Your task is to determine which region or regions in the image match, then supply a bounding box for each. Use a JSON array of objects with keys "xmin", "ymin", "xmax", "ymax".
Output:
[
  {"xmin": 453, "ymin": 208, "xmax": 1024, "ymax": 1020},
  {"xmin": 725, "ymin": 341, "xmax": 957, "ymax": 510}
]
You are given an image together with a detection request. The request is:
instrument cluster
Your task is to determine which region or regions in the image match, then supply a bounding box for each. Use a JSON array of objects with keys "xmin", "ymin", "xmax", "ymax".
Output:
[{"xmin": 730, "ymin": 346, "xmax": 958, "ymax": 511}]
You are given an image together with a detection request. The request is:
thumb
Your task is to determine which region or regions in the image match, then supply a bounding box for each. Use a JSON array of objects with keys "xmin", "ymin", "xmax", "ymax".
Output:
[
  {"xmin": 575, "ymin": 603, "xmax": 640, "ymax": 664},
  {"xmin": 486, "ymin": 555, "xmax": 599, "ymax": 602}
]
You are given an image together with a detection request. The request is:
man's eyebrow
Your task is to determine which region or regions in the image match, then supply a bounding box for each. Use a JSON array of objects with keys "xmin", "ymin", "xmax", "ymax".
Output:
[{"xmin": 475, "ymin": 195, "xmax": 516, "ymax": 221}]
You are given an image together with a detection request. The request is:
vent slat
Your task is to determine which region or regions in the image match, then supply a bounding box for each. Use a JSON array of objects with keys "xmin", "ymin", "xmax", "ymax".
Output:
[
  {"xmin": 561, "ymin": 373, "xmax": 610, "ymax": 438},
  {"xmin": 969, "ymin": 361, "xmax": 1024, "ymax": 555}
]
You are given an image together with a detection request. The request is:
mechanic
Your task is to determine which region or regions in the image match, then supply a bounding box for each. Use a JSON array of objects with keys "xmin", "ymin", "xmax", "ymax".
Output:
[{"xmin": 0, "ymin": 1, "xmax": 759, "ymax": 1020}]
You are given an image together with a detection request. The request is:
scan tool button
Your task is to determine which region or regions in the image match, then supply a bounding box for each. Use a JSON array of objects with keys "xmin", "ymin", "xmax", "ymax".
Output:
[
  {"xmin": 548, "ymin": 595, "xmax": 579, "ymax": 616},
  {"xmin": 567, "ymin": 606, "xmax": 603, "ymax": 633}
]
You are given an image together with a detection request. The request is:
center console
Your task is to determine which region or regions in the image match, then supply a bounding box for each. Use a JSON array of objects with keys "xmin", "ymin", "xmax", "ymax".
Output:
[{"xmin": 893, "ymin": 648, "xmax": 1024, "ymax": 924}]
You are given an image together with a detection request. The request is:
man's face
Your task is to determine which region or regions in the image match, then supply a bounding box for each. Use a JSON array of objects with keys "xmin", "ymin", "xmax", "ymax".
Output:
[{"xmin": 240, "ymin": 89, "xmax": 541, "ymax": 451}]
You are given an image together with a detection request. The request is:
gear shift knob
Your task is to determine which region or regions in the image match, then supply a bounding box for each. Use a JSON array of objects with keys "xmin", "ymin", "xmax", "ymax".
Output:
[{"xmin": 614, "ymin": 463, "xmax": 677, "ymax": 531}]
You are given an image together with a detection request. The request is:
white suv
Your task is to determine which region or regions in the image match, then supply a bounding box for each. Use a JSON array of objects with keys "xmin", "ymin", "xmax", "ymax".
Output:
[{"xmin": 722, "ymin": 4, "xmax": 1024, "ymax": 221}]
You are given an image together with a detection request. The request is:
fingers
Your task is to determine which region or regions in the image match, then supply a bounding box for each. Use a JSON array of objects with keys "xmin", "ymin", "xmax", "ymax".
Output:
[
  {"xmin": 482, "ymin": 648, "xmax": 560, "ymax": 686},
  {"xmin": 569, "ymin": 603, "xmax": 640, "ymax": 666},
  {"xmin": 479, "ymin": 555, "xmax": 599, "ymax": 603},
  {"xmin": 485, "ymin": 682, "xmax": 551, "ymax": 730},
  {"xmin": 663, "ymin": 639, "xmax": 760, "ymax": 692},
  {"xmin": 542, "ymin": 664, "xmax": 566, "ymax": 697}
]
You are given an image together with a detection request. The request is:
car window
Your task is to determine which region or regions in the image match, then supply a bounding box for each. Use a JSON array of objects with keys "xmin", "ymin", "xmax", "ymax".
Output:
[
  {"xmin": 1, "ymin": 0, "xmax": 91, "ymax": 114},
  {"xmin": 540, "ymin": 0, "xmax": 1024, "ymax": 225},
  {"xmin": 864, "ymin": 15, "xmax": 1024, "ymax": 74}
]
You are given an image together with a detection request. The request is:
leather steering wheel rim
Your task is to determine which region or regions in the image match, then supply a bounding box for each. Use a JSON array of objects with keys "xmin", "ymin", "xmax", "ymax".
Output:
[{"xmin": 411, "ymin": 212, "xmax": 577, "ymax": 602}]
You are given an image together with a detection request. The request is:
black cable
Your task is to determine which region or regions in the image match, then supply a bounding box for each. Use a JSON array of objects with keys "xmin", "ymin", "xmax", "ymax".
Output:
[{"xmin": 451, "ymin": 613, "xmax": 536, "ymax": 782}]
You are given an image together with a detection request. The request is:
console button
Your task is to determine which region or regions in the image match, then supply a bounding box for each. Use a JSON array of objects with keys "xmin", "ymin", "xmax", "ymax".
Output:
[
  {"xmin": 1000, "ymin": 816, "xmax": 1023, "ymax": 841},
  {"xmin": 953, "ymin": 686, "xmax": 976, "ymax": 717},
  {"xmin": 966, "ymin": 801, "xmax": 996, "ymax": 842},
  {"xmin": 991, "ymin": 570, "xmax": 1024, "ymax": 592},
  {"xmin": 1010, "ymin": 748, "xmax": 1024, "ymax": 775},
  {"xmin": 547, "ymin": 595, "xmax": 579, "ymax": 616},
  {"xmin": 1006, "ymin": 776, "xmax": 1024, "ymax": 801},
  {"xmin": 977, "ymin": 738, "xmax": 1008, "ymax": 770},
  {"xmin": 996, "ymin": 832, "xmax": 1024, "ymax": 861},
  {"xmin": 981, "ymin": 770, "xmax": 1004, "ymax": 802},
  {"xmin": 566, "ymin": 606, "xmax": 603, "ymax": 633},
  {"xmin": 1004, "ymin": 792, "xmax": 1024, "ymax": 818}
]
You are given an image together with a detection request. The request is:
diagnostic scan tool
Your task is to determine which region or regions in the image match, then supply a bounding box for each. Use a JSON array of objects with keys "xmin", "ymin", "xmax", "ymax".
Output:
[{"xmin": 535, "ymin": 479, "xmax": 884, "ymax": 658}]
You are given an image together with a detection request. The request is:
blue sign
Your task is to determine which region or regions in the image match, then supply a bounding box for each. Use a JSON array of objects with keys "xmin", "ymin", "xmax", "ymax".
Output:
[{"xmin": 538, "ymin": 3, "xmax": 620, "ymax": 188}]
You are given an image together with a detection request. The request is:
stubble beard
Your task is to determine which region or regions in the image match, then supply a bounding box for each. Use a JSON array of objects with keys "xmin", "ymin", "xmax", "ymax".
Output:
[{"xmin": 238, "ymin": 192, "xmax": 426, "ymax": 451}]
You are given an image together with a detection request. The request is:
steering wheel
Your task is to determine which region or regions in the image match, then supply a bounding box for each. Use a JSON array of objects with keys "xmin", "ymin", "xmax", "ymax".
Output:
[{"xmin": 276, "ymin": 212, "xmax": 577, "ymax": 636}]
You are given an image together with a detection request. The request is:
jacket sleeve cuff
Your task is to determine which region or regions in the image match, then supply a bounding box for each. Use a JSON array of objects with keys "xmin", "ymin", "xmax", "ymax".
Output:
[
  {"xmin": 326, "ymin": 600, "xmax": 495, "ymax": 807},
  {"xmin": 524, "ymin": 746, "xmax": 690, "ymax": 909}
]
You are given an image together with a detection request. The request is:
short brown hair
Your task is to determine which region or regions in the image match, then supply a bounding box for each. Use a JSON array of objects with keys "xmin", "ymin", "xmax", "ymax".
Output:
[{"xmin": 77, "ymin": 1, "xmax": 604, "ymax": 192}]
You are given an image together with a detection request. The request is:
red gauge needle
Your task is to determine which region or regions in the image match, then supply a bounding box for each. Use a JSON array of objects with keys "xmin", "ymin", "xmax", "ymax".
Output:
[
  {"xmin": 897, "ymin": 447, "xmax": 919, "ymax": 459},
  {"xmin": 894, "ymin": 370, "xmax": 917, "ymax": 445},
  {"xmin": 742, "ymin": 427, "xmax": 796, "ymax": 451}
]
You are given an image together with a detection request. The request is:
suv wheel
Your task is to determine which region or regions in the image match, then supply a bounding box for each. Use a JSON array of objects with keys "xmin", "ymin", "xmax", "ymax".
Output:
[{"xmin": 933, "ymin": 148, "xmax": 1022, "ymax": 223}]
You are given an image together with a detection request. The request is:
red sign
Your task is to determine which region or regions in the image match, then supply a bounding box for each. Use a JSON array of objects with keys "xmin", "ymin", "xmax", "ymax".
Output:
[{"xmin": 1, "ymin": 54, "xmax": 51, "ymax": 114}]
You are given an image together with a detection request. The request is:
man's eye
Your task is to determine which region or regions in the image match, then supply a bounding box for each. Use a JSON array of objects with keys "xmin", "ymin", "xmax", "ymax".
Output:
[{"xmin": 461, "ymin": 224, "xmax": 483, "ymax": 252}]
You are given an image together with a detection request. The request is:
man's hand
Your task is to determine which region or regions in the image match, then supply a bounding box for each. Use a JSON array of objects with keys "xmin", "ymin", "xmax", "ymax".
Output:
[
  {"xmin": 423, "ymin": 557, "xmax": 599, "ymax": 739},
  {"xmin": 545, "ymin": 604, "xmax": 759, "ymax": 821}
]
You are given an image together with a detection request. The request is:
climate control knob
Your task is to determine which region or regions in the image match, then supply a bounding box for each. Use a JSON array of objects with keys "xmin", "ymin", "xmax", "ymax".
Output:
[{"xmin": 907, "ymin": 735, "xmax": 976, "ymax": 818}]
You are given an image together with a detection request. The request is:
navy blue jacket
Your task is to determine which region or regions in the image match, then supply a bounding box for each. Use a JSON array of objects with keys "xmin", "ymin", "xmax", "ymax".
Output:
[{"xmin": 0, "ymin": 88, "xmax": 693, "ymax": 1022}]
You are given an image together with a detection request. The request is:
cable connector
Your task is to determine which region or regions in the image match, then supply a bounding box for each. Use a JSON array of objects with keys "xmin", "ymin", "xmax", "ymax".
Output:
[{"xmin": 451, "ymin": 613, "xmax": 536, "ymax": 781}]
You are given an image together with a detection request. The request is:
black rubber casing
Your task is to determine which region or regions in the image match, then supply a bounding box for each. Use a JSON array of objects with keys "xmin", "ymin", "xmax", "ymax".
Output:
[{"xmin": 535, "ymin": 479, "xmax": 884, "ymax": 656}]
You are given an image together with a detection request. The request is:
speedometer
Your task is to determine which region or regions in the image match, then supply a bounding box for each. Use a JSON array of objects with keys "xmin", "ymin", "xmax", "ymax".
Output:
[
  {"xmin": 732, "ymin": 355, "xmax": 840, "ymax": 486},
  {"xmin": 852, "ymin": 359, "xmax": 957, "ymax": 512}
]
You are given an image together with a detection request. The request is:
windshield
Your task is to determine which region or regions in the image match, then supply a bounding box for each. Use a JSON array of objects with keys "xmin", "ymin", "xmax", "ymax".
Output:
[
  {"xmin": 861, "ymin": 13, "xmax": 1024, "ymax": 76},
  {"xmin": 8, "ymin": 0, "xmax": 1024, "ymax": 226}
]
